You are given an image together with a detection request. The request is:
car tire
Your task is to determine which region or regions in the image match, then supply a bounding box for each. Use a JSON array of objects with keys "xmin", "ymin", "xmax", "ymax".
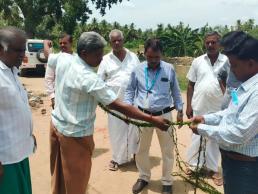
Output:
[{"xmin": 36, "ymin": 49, "xmax": 48, "ymax": 63}]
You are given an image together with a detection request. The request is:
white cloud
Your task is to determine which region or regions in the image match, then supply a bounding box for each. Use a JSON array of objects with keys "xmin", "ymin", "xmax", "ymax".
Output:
[{"xmin": 89, "ymin": 0, "xmax": 258, "ymax": 30}]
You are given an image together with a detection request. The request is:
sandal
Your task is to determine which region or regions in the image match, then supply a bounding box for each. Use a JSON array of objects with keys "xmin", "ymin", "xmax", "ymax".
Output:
[
  {"xmin": 109, "ymin": 160, "xmax": 119, "ymax": 171},
  {"xmin": 210, "ymin": 172, "xmax": 223, "ymax": 186},
  {"xmin": 186, "ymin": 168, "xmax": 193, "ymax": 176}
]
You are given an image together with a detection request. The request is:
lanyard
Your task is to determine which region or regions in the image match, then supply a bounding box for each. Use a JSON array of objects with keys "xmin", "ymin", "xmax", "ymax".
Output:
[
  {"xmin": 144, "ymin": 66, "xmax": 160, "ymax": 93},
  {"xmin": 230, "ymin": 88, "xmax": 239, "ymax": 105}
]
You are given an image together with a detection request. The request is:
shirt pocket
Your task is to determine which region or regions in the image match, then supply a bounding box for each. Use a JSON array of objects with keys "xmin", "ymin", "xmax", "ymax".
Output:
[{"xmin": 158, "ymin": 78, "xmax": 170, "ymax": 94}]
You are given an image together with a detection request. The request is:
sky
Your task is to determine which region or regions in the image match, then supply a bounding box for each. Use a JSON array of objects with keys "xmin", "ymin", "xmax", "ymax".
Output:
[{"xmin": 89, "ymin": 0, "xmax": 258, "ymax": 30}]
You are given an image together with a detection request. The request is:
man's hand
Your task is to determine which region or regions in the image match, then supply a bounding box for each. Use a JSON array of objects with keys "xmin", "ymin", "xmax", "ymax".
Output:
[
  {"xmin": 189, "ymin": 116, "xmax": 205, "ymax": 135},
  {"xmin": 51, "ymin": 98, "xmax": 55, "ymax": 109},
  {"xmin": 177, "ymin": 110, "xmax": 183, "ymax": 128},
  {"xmin": 151, "ymin": 116, "xmax": 170, "ymax": 131},
  {"xmin": 44, "ymin": 40, "xmax": 52, "ymax": 48},
  {"xmin": 186, "ymin": 106, "xmax": 193, "ymax": 119},
  {"xmin": 0, "ymin": 161, "xmax": 3, "ymax": 181}
]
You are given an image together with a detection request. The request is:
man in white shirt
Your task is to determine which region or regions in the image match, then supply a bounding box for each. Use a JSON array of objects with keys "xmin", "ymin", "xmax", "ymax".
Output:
[
  {"xmin": 98, "ymin": 29, "xmax": 140, "ymax": 171},
  {"xmin": 0, "ymin": 27, "xmax": 36, "ymax": 194},
  {"xmin": 44, "ymin": 33, "xmax": 74, "ymax": 108},
  {"xmin": 186, "ymin": 31, "xmax": 228, "ymax": 186}
]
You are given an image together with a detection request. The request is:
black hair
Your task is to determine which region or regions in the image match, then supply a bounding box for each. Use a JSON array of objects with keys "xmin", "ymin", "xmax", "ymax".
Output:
[
  {"xmin": 144, "ymin": 38, "xmax": 163, "ymax": 53},
  {"xmin": 220, "ymin": 31, "xmax": 258, "ymax": 61},
  {"xmin": 59, "ymin": 33, "xmax": 73, "ymax": 43}
]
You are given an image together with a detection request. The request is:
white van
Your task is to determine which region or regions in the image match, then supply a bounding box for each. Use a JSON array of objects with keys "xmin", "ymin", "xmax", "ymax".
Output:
[{"xmin": 20, "ymin": 39, "xmax": 47, "ymax": 76}]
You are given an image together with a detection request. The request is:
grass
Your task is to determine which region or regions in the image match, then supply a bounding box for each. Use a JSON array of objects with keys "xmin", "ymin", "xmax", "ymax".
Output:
[{"xmin": 178, "ymin": 76, "xmax": 188, "ymax": 91}]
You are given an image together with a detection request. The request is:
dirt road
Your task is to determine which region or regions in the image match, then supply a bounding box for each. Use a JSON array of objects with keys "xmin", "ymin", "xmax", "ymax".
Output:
[{"xmin": 20, "ymin": 77, "xmax": 223, "ymax": 194}]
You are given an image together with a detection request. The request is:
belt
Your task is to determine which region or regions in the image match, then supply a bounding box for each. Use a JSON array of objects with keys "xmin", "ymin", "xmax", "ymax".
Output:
[
  {"xmin": 138, "ymin": 106, "xmax": 174, "ymax": 116},
  {"xmin": 220, "ymin": 149, "xmax": 257, "ymax": 162}
]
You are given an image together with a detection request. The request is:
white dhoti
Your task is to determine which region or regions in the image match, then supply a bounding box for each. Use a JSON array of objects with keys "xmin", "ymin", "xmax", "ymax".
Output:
[
  {"xmin": 187, "ymin": 133, "xmax": 220, "ymax": 172},
  {"xmin": 108, "ymin": 113, "xmax": 138, "ymax": 164},
  {"xmin": 186, "ymin": 79, "xmax": 223, "ymax": 172},
  {"xmin": 186, "ymin": 53, "xmax": 228, "ymax": 172}
]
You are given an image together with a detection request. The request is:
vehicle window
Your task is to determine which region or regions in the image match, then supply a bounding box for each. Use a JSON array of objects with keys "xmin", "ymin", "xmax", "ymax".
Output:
[{"xmin": 27, "ymin": 43, "xmax": 44, "ymax": 52}]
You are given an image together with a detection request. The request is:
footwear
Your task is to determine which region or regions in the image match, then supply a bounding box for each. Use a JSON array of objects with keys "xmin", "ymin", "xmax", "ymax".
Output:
[
  {"xmin": 108, "ymin": 160, "xmax": 119, "ymax": 171},
  {"xmin": 210, "ymin": 172, "xmax": 223, "ymax": 186},
  {"xmin": 162, "ymin": 185, "xmax": 173, "ymax": 194},
  {"xmin": 132, "ymin": 179, "xmax": 148, "ymax": 194}
]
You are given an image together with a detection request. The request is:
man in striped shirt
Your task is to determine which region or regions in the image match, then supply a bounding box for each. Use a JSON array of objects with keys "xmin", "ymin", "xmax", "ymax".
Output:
[
  {"xmin": 48, "ymin": 32, "xmax": 170, "ymax": 194},
  {"xmin": 190, "ymin": 31, "xmax": 258, "ymax": 194}
]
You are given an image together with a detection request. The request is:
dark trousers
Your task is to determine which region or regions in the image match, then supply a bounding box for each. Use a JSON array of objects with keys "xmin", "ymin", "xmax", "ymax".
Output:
[{"xmin": 222, "ymin": 154, "xmax": 258, "ymax": 194}]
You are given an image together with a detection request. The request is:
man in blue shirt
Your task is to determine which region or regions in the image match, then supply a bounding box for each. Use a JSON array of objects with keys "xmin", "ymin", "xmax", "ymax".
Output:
[
  {"xmin": 124, "ymin": 38, "xmax": 183, "ymax": 194},
  {"xmin": 190, "ymin": 31, "xmax": 258, "ymax": 194}
]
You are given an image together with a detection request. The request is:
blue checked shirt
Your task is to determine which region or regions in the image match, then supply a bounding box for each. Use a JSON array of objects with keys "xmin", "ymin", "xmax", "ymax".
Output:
[
  {"xmin": 198, "ymin": 73, "xmax": 258, "ymax": 157},
  {"xmin": 124, "ymin": 60, "xmax": 183, "ymax": 112},
  {"xmin": 48, "ymin": 54, "xmax": 117, "ymax": 137}
]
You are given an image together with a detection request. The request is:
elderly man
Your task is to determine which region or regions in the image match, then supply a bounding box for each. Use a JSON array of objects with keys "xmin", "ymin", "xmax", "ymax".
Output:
[
  {"xmin": 98, "ymin": 29, "xmax": 140, "ymax": 170},
  {"xmin": 48, "ymin": 31, "xmax": 170, "ymax": 194},
  {"xmin": 186, "ymin": 31, "xmax": 229, "ymax": 186},
  {"xmin": 44, "ymin": 33, "xmax": 74, "ymax": 109},
  {"xmin": 124, "ymin": 38, "xmax": 183, "ymax": 194},
  {"xmin": 0, "ymin": 27, "xmax": 36, "ymax": 194},
  {"xmin": 190, "ymin": 31, "xmax": 258, "ymax": 194}
]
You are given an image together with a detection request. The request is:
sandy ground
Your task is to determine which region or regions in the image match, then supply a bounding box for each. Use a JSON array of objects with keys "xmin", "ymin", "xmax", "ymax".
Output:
[{"xmin": 20, "ymin": 76, "xmax": 223, "ymax": 194}]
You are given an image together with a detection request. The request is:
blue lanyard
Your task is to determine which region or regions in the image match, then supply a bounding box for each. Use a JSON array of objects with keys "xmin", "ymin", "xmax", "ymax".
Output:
[
  {"xmin": 144, "ymin": 66, "xmax": 161, "ymax": 93},
  {"xmin": 231, "ymin": 88, "xmax": 239, "ymax": 105}
]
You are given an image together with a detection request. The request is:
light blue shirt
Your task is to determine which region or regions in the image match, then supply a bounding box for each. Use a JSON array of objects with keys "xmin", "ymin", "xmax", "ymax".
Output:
[
  {"xmin": 48, "ymin": 53, "xmax": 117, "ymax": 137},
  {"xmin": 198, "ymin": 73, "xmax": 258, "ymax": 157},
  {"xmin": 124, "ymin": 60, "xmax": 183, "ymax": 112}
]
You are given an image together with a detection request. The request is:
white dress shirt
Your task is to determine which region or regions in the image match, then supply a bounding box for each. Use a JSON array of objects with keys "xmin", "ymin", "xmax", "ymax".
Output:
[
  {"xmin": 98, "ymin": 49, "xmax": 140, "ymax": 100},
  {"xmin": 187, "ymin": 53, "xmax": 229, "ymax": 114},
  {"xmin": 0, "ymin": 60, "xmax": 35, "ymax": 164}
]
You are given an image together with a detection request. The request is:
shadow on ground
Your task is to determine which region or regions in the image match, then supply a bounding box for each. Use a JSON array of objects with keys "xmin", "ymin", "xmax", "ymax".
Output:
[{"xmin": 93, "ymin": 148, "xmax": 109, "ymax": 158}]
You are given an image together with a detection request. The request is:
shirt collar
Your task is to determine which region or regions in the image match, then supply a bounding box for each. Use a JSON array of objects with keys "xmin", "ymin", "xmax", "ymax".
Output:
[
  {"xmin": 239, "ymin": 73, "xmax": 258, "ymax": 92},
  {"xmin": 0, "ymin": 60, "xmax": 9, "ymax": 70},
  {"xmin": 76, "ymin": 55, "xmax": 95, "ymax": 72},
  {"xmin": 145, "ymin": 60, "xmax": 162, "ymax": 71},
  {"xmin": 204, "ymin": 53, "xmax": 224, "ymax": 62}
]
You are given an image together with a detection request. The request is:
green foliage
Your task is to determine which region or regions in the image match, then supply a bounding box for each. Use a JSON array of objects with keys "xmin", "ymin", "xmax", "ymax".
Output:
[
  {"xmin": 178, "ymin": 76, "xmax": 188, "ymax": 91},
  {"xmin": 0, "ymin": 0, "xmax": 127, "ymax": 37}
]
